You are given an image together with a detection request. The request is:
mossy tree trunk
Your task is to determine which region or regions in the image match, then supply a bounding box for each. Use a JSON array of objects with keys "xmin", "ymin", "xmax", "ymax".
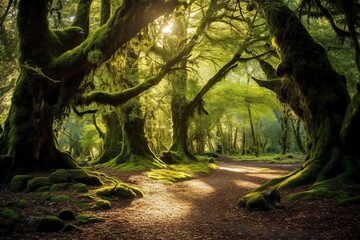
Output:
[
  {"xmin": 280, "ymin": 107, "xmax": 290, "ymax": 155},
  {"xmin": 96, "ymin": 111, "xmax": 122, "ymax": 164},
  {"xmin": 250, "ymin": 0, "xmax": 360, "ymax": 201},
  {"xmin": 0, "ymin": 0, "xmax": 178, "ymax": 182}
]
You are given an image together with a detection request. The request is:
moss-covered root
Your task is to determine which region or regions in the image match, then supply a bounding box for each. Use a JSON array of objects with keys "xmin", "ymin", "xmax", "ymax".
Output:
[
  {"xmin": 237, "ymin": 190, "xmax": 284, "ymax": 211},
  {"xmin": 287, "ymin": 175, "xmax": 360, "ymax": 204},
  {"xmin": 95, "ymin": 183, "xmax": 144, "ymax": 199}
]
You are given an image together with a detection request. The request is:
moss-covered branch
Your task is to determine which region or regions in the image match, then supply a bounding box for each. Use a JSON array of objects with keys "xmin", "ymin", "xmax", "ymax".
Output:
[
  {"xmin": 77, "ymin": 48, "xmax": 188, "ymax": 106},
  {"xmin": 51, "ymin": 0, "xmax": 179, "ymax": 80},
  {"xmin": 100, "ymin": 0, "xmax": 111, "ymax": 26},
  {"xmin": 187, "ymin": 38, "xmax": 252, "ymax": 114}
]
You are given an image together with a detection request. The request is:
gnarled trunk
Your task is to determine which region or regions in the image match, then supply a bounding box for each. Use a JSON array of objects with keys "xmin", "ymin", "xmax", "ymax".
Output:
[{"xmin": 250, "ymin": 0, "xmax": 360, "ymax": 202}]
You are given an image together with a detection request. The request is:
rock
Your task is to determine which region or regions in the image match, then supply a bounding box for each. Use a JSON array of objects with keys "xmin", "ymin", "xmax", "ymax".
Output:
[
  {"xmin": 49, "ymin": 169, "xmax": 70, "ymax": 183},
  {"xmin": 26, "ymin": 177, "xmax": 50, "ymax": 192},
  {"xmin": 95, "ymin": 184, "xmax": 143, "ymax": 199},
  {"xmin": 6, "ymin": 199, "xmax": 29, "ymax": 209},
  {"xmin": 62, "ymin": 223, "xmax": 83, "ymax": 232},
  {"xmin": 67, "ymin": 169, "xmax": 102, "ymax": 186},
  {"xmin": 10, "ymin": 175, "xmax": 33, "ymax": 192},
  {"xmin": 93, "ymin": 199, "xmax": 111, "ymax": 210},
  {"xmin": 58, "ymin": 209, "xmax": 75, "ymax": 221},
  {"xmin": 49, "ymin": 194, "xmax": 71, "ymax": 203},
  {"xmin": 25, "ymin": 215, "xmax": 65, "ymax": 232},
  {"xmin": 76, "ymin": 214, "xmax": 100, "ymax": 224},
  {"xmin": 70, "ymin": 183, "xmax": 88, "ymax": 193},
  {"xmin": 50, "ymin": 183, "xmax": 70, "ymax": 192},
  {"xmin": 1, "ymin": 208, "xmax": 20, "ymax": 222}
]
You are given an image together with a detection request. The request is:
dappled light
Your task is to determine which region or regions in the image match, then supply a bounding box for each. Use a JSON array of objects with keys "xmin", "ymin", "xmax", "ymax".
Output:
[{"xmin": 1, "ymin": 0, "xmax": 360, "ymax": 239}]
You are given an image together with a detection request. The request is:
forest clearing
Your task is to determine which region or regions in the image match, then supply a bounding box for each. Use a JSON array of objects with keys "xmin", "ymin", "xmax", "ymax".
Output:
[
  {"xmin": 1, "ymin": 0, "xmax": 360, "ymax": 239},
  {"xmin": 1, "ymin": 156, "xmax": 359, "ymax": 240}
]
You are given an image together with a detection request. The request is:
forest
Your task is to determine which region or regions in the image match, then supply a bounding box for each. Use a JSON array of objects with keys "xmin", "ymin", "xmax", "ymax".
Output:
[{"xmin": 0, "ymin": 0, "xmax": 359, "ymax": 239}]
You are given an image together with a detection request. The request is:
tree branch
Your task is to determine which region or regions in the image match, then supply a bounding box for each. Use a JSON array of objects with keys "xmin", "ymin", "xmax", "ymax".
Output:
[
  {"xmin": 187, "ymin": 38, "xmax": 253, "ymax": 114},
  {"xmin": 51, "ymin": 0, "xmax": 179, "ymax": 80},
  {"xmin": 0, "ymin": 0, "xmax": 13, "ymax": 27}
]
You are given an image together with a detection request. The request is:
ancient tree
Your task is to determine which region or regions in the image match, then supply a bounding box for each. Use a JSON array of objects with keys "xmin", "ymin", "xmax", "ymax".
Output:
[
  {"xmin": 243, "ymin": 0, "xmax": 360, "ymax": 203},
  {"xmin": 0, "ymin": 0, "xmax": 179, "ymax": 182}
]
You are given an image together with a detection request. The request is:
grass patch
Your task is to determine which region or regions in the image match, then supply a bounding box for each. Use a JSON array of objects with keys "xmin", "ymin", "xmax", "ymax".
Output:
[
  {"xmin": 147, "ymin": 161, "xmax": 216, "ymax": 184},
  {"xmin": 229, "ymin": 153, "xmax": 304, "ymax": 163}
]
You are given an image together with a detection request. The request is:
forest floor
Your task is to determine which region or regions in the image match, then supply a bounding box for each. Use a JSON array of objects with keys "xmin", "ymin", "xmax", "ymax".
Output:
[{"xmin": 1, "ymin": 155, "xmax": 360, "ymax": 239}]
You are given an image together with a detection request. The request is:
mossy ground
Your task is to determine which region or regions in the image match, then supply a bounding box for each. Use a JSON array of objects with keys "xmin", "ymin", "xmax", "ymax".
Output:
[{"xmin": 229, "ymin": 153, "xmax": 304, "ymax": 164}]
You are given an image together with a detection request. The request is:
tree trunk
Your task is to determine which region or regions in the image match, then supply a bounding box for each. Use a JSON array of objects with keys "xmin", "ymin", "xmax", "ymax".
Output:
[
  {"xmin": 247, "ymin": 104, "xmax": 258, "ymax": 157},
  {"xmin": 280, "ymin": 108, "xmax": 289, "ymax": 155},
  {"xmin": 241, "ymin": 129, "xmax": 246, "ymax": 156},
  {"xmin": 290, "ymin": 117, "xmax": 306, "ymax": 154},
  {"xmin": 95, "ymin": 111, "xmax": 122, "ymax": 164},
  {"xmin": 0, "ymin": 0, "xmax": 178, "ymax": 182},
  {"xmin": 251, "ymin": 0, "xmax": 360, "ymax": 202}
]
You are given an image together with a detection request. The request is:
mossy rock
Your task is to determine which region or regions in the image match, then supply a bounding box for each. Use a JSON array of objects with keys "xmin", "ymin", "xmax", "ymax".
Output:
[
  {"xmin": 95, "ymin": 184, "xmax": 143, "ymax": 199},
  {"xmin": 25, "ymin": 215, "xmax": 65, "ymax": 232},
  {"xmin": 237, "ymin": 192, "xmax": 269, "ymax": 211},
  {"xmin": 49, "ymin": 169, "xmax": 70, "ymax": 184},
  {"xmin": 6, "ymin": 200, "xmax": 29, "ymax": 209},
  {"xmin": 31, "ymin": 192, "xmax": 54, "ymax": 201},
  {"xmin": 62, "ymin": 223, "xmax": 83, "ymax": 233},
  {"xmin": 10, "ymin": 175, "xmax": 33, "ymax": 192},
  {"xmin": 50, "ymin": 194, "xmax": 71, "ymax": 203},
  {"xmin": 58, "ymin": 209, "xmax": 75, "ymax": 221},
  {"xmin": 26, "ymin": 177, "xmax": 50, "ymax": 192},
  {"xmin": 1, "ymin": 208, "xmax": 19, "ymax": 223},
  {"xmin": 93, "ymin": 199, "xmax": 111, "ymax": 210},
  {"xmin": 76, "ymin": 213, "xmax": 100, "ymax": 224},
  {"xmin": 35, "ymin": 186, "xmax": 51, "ymax": 192},
  {"xmin": 70, "ymin": 183, "xmax": 88, "ymax": 193},
  {"xmin": 50, "ymin": 183, "xmax": 70, "ymax": 192},
  {"xmin": 68, "ymin": 169, "xmax": 102, "ymax": 186}
]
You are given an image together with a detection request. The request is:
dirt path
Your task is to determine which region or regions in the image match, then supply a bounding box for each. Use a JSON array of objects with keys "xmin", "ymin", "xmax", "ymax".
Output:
[{"xmin": 2, "ymin": 158, "xmax": 360, "ymax": 239}]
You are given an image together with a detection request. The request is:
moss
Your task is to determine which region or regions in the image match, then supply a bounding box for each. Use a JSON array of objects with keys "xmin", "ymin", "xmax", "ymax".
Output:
[
  {"xmin": 26, "ymin": 216, "xmax": 65, "ymax": 232},
  {"xmin": 70, "ymin": 183, "xmax": 89, "ymax": 193},
  {"xmin": 49, "ymin": 169, "xmax": 70, "ymax": 184},
  {"xmin": 93, "ymin": 199, "xmax": 111, "ymax": 210},
  {"xmin": 58, "ymin": 209, "xmax": 76, "ymax": 221},
  {"xmin": 68, "ymin": 169, "xmax": 102, "ymax": 186},
  {"xmin": 147, "ymin": 169, "xmax": 192, "ymax": 184},
  {"xmin": 287, "ymin": 189, "xmax": 333, "ymax": 201},
  {"xmin": 103, "ymin": 154, "xmax": 166, "ymax": 172},
  {"xmin": 31, "ymin": 192, "xmax": 54, "ymax": 201},
  {"xmin": 76, "ymin": 213, "xmax": 100, "ymax": 224},
  {"xmin": 61, "ymin": 223, "xmax": 84, "ymax": 232},
  {"xmin": 35, "ymin": 186, "xmax": 51, "ymax": 192},
  {"xmin": 1, "ymin": 208, "xmax": 20, "ymax": 222},
  {"xmin": 10, "ymin": 200, "xmax": 29, "ymax": 208},
  {"xmin": 95, "ymin": 184, "xmax": 143, "ymax": 199},
  {"xmin": 10, "ymin": 175, "xmax": 33, "ymax": 192},
  {"xmin": 50, "ymin": 183, "xmax": 70, "ymax": 192},
  {"xmin": 237, "ymin": 192, "xmax": 269, "ymax": 211},
  {"xmin": 337, "ymin": 196, "xmax": 360, "ymax": 206},
  {"xmin": 50, "ymin": 194, "xmax": 71, "ymax": 203},
  {"xmin": 26, "ymin": 177, "xmax": 50, "ymax": 192},
  {"xmin": 87, "ymin": 50, "xmax": 105, "ymax": 64}
]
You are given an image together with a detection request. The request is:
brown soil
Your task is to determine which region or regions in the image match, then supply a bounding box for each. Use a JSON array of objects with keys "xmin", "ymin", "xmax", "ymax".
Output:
[{"xmin": 1, "ymin": 156, "xmax": 359, "ymax": 239}]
